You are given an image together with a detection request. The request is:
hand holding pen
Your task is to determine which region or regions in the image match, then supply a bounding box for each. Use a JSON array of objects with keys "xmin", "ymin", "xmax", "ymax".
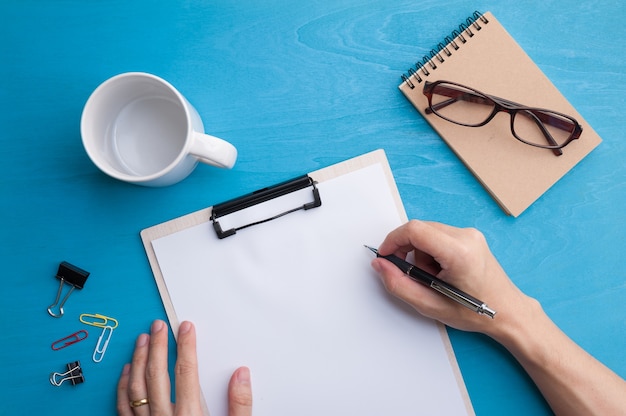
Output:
[
  {"xmin": 369, "ymin": 220, "xmax": 522, "ymax": 334},
  {"xmin": 370, "ymin": 220, "xmax": 626, "ymax": 415},
  {"xmin": 365, "ymin": 246, "xmax": 496, "ymax": 318}
]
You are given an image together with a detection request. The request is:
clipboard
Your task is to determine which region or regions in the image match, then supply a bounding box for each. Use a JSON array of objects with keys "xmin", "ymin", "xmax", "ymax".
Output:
[{"xmin": 141, "ymin": 149, "xmax": 474, "ymax": 415}]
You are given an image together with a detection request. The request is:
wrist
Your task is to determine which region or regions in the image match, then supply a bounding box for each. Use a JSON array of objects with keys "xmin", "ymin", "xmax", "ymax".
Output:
[
  {"xmin": 483, "ymin": 291, "xmax": 546, "ymax": 355},
  {"xmin": 485, "ymin": 293, "xmax": 560, "ymax": 373}
]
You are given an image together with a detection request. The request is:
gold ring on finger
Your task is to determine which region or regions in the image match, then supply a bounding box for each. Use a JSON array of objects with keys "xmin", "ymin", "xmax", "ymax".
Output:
[{"xmin": 130, "ymin": 398, "xmax": 149, "ymax": 408}]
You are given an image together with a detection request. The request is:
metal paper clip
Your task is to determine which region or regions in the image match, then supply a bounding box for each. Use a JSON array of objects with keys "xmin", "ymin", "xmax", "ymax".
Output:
[
  {"xmin": 79, "ymin": 313, "xmax": 119, "ymax": 329},
  {"xmin": 47, "ymin": 262, "xmax": 90, "ymax": 318},
  {"xmin": 49, "ymin": 361, "xmax": 84, "ymax": 386},
  {"xmin": 93, "ymin": 325, "xmax": 114, "ymax": 363},
  {"xmin": 51, "ymin": 329, "xmax": 89, "ymax": 351}
]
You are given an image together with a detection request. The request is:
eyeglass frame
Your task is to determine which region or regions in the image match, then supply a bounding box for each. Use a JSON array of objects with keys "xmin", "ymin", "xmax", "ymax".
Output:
[{"xmin": 422, "ymin": 80, "xmax": 583, "ymax": 156}]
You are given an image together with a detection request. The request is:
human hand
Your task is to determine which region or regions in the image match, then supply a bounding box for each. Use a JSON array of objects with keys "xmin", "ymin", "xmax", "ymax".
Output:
[
  {"xmin": 117, "ymin": 320, "xmax": 253, "ymax": 416},
  {"xmin": 371, "ymin": 220, "xmax": 532, "ymax": 336}
]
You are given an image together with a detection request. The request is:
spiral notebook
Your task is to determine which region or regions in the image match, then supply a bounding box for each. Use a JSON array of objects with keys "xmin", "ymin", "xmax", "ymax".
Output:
[{"xmin": 399, "ymin": 11, "xmax": 602, "ymax": 217}]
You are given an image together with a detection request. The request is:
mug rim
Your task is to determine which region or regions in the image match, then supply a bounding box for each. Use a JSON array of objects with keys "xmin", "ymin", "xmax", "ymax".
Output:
[{"xmin": 80, "ymin": 72, "xmax": 193, "ymax": 184}]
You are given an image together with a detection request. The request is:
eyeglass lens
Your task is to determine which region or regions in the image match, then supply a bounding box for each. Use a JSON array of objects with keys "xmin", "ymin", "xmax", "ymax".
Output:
[
  {"xmin": 429, "ymin": 83, "xmax": 496, "ymax": 126},
  {"xmin": 511, "ymin": 110, "xmax": 576, "ymax": 147}
]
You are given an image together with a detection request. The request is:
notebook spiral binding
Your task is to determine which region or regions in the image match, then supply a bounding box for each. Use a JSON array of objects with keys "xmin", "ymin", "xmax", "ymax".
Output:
[{"xmin": 401, "ymin": 11, "xmax": 489, "ymax": 89}]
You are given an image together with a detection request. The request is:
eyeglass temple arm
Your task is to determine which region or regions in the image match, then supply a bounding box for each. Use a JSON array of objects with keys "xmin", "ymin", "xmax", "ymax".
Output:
[{"xmin": 425, "ymin": 88, "xmax": 490, "ymax": 114}]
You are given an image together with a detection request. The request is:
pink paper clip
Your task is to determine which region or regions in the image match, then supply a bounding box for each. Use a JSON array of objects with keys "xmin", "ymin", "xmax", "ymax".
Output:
[{"xmin": 51, "ymin": 329, "xmax": 89, "ymax": 351}]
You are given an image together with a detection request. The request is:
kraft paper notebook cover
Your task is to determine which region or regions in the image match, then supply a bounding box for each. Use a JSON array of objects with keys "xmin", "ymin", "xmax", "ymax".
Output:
[
  {"xmin": 399, "ymin": 11, "xmax": 602, "ymax": 217},
  {"xmin": 141, "ymin": 150, "xmax": 475, "ymax": 416}
]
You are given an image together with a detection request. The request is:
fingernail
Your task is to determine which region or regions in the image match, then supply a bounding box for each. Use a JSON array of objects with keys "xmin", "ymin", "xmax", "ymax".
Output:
[
  {"xmin": 236, "ymin": 367, "xmax": 251, "ymax": 384},
  {"xmin": 136, "ymin": 333, "xmax": 149, "ymax": 348},
  {"xmin": 371, "ymin": 259, "xmax": 382, "ymax": 273},
  {"xmin": 179, "ymin": 321, "xmax": 193, "ymax": 334},
  {"xmin": 151, "ymin": 320, "xmax": 165, "ymax": 334},
  {"xmin": 122, "ymin": 363, "xmax": 131, "ymax": 375}
]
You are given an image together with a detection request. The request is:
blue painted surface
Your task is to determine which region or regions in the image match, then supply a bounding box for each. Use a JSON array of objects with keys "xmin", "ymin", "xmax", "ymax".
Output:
[{"xmin": 1, "ymin": 1, "xmax": 624, "ymax": 415}]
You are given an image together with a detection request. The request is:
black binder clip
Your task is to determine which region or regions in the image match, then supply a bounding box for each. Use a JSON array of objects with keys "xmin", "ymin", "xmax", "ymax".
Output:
[
  {"xmin": 49, "ymin": 361, "xmax": 84, "ymax": 387},
  {"xmin": 47, "ymin": 261, "xmax": 90, "ymax": 318},
  {"xmin": 211, "ymin": 175, "xmax": 322, "ymax": 239}
]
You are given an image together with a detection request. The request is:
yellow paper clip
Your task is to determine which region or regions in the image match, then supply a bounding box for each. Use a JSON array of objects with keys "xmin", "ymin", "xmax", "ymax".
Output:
[
  {"xmin": 79, "ymin": 313, "xmax": 118, "ymax": 329},
  {"xmin": 93, "ymin": 326, "xmax": 114, "ymax": 363}
]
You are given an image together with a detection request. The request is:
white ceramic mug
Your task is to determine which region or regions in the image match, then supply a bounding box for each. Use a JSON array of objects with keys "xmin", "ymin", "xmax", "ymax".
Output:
[{"xmin": 81, "ymin": 72, "xmax": 237, "ymax": 186}]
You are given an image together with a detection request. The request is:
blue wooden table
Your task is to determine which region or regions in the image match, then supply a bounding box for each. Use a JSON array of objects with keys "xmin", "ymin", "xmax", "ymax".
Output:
[{"xmin": 1, "ymin": 1, "xmax": 624, "ymax": 415}]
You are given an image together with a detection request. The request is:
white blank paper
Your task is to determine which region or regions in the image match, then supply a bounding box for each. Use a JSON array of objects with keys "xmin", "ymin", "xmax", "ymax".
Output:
[{"xmin": 150, "ymin": 162, "xmax": 471, "ymax": 415}]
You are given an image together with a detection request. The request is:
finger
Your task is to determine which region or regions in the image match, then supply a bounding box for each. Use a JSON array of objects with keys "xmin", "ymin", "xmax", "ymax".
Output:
[
  {"xmin": 422, "ymin": 222, "xmax": 490, "ymax": 278},
  {"xmin": 371, "ymin": 257, "xmax": 443, "ymax": 319},
  {"xmin": 173, "ymin": 321, "xmax": 203, "ymax": 415},
  {"xmin": 116, "ymin": 364, "xmax": 134, "ymax": 416},
  {"xmin": 128, "ymin": 333, "xmax": 151, "ymax": 416},
  {"xmin": 412, "ymin": 248, "xmax": 442, "ymax": 276},
  {"xmin": 421, "ymin": 220, "xmax": 463, "ymax": 236},
  {"xmin": 146, "ymin": 320, "xmax": 173, "ymax": 415},
  {"xmin": 228, "ymin": 367, "xmax": 253, "ymax": 416},
  {"xmin": 379, "ymin": 220, "xmax": 461, "ymax": 268}
]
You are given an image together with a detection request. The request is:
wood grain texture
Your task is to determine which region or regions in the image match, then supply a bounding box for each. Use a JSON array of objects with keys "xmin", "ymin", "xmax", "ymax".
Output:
[{"xmin": 0, "ymin": 1, "xmax": 623, "ymax": 415}]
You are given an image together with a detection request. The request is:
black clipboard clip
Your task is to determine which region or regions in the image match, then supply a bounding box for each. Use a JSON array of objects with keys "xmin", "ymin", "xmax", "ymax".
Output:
[{"xmin": 210, "ymin": 175, "xmax": 322, "ymax": 239}]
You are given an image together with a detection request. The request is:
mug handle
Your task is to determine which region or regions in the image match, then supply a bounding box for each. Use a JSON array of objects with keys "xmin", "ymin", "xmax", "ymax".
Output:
[{"xmin": 189, "ymin": 132, "xmax": 238, "ymax": 169}]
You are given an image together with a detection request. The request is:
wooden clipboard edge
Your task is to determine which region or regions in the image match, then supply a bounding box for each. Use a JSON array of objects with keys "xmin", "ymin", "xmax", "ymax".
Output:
[
  {"xmin": 140, "ymin": 148, "xmax": 474, "ymax": 415},
  {"xmin": 439, "ymin": 325, "xmax": 476, "ymax": 415},
  {"xmin": 140, "ymin": 206, "xmax": 212, "ymax": 335}
]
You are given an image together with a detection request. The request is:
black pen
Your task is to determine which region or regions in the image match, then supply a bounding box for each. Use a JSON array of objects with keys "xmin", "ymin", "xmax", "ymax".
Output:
[{"xmin": 365, "ymin": 246, "xmax": 496, "ymax": 319}]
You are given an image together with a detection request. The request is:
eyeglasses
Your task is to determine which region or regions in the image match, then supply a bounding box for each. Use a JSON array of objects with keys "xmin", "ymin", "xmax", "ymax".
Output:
[{"xmin": 422, "ymin": 80, "xmax": 583, "ymax": 156}]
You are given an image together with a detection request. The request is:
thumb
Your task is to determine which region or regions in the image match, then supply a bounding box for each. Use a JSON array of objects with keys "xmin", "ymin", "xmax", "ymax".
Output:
[{"xmin": 228, "ymin": 367, "xmax": 253, "ymax": 416}]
